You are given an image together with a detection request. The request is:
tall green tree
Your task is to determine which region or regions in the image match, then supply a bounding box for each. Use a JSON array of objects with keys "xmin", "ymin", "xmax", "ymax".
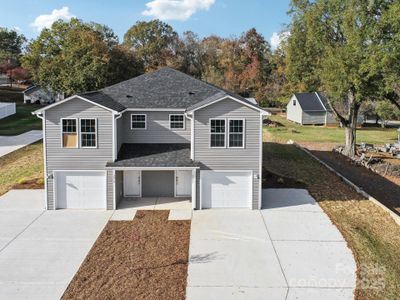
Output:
[
  {"xmin": 286, "ymin": 0, "xmax": 395, "ymax": 157},
  {"xmin": 22, "ymin": 19, "xmax": 142, "ymax": 95},
  {"xmin": 123, "ymin": 20, "xmax": 179, "ymax": 71},
  {"xmin": 0, "ymin": 27, "xmax": 26, "ymax": 65}
]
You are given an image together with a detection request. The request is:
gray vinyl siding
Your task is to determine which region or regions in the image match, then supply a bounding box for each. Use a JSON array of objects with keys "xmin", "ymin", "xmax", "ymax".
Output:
[
  {"xmin": 119, "ymin": 111, "xmax": 190, "ymax": 144},
  {"xmin": 193, "ymin": 98, "xmax": 261, "ymax": 209},
  {"xmin": 301, "ymin": 111, "xmax": 326, "ymax": 125},
  {"xmin": 286, "ymin": 96, "xmax": 303, "ymax": 124},
  {"xmin": 44, "ymin": 97, "xmax": 114, "ymax": 209},
  {"xmin": 326, "ymin": 112, "xmax": 337, "ymax": 125},
  {"xmin": 107, "ymin": 170, "xmax": 114, "ymax": 210}
]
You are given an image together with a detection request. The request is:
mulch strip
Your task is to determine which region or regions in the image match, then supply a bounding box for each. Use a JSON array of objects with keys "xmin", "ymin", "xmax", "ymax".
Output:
[{"xmin": 61, "ymin": 210, "xmax": 191, "ymax": 300}]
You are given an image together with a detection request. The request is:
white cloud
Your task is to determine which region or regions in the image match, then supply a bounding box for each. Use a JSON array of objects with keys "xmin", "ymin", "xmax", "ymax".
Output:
[
  {"xmin": 142, "ymin": 0, "xmax": 215, "ymax": 21},
  {"xmin": 31, "ymin": 7, "xmax": 75, "ymax": 31},
  {"xmin": 270, "ymin": 31, "xmax": 290, "ymax": 50}
]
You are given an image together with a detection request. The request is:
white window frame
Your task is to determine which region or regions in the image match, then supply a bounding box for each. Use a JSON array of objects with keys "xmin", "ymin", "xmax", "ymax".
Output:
[
  {"xmin": 60, "ymin": 118, "xmax": 78, "ymax": 149},
  {"xmin": 169, "ymin": 114, "xmax": 185, "ymax": 130},
  {"xmin": 228, "ymin": 118, "xmax": 245, "ymax": 149},
  {"xmin": 209, "ymin": 118, "xmax": 227, "ymax": 148},
  {"xmin": 80, "ymin": 118, "xmax": 97, "ymax": 149},
  {"xmin": 131, "ymin": 114, "xmax": 147, "ymax": 130}
]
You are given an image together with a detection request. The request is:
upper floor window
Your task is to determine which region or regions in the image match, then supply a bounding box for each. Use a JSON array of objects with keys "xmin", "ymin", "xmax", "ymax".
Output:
[
  {"xmin": 293, "ymin": 100, "xmax": 297, "ymax": 106},
  {"xmin": 169, "ymin": 114, "xmax": 185, "ymax": 130},
  {"xmin": 131, "ymin": 114, "xmax": 146, "ymax": 129},
  {"xmin": 228, "ymin": 119, "xmax": 244, "ymax": 148},
  {"xmin": 62, "ymin": 118, "xmax": 77, "ymax": 148},
  {"xmin": 210, "ymin": 119, "xmax": 226, "ymax": 148},
  {"xmin": 80, "ymin": 118, "xmax": 97, "ymax": 148}
]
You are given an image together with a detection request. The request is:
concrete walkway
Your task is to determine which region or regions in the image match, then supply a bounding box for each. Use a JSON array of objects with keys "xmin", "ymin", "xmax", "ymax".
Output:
[
  {"xmin": 186, "ymin": 189, "xmax": 356, "ymax": 300},
  {"xmin": 0, "ymin": 189, "xmax": 112, "ymax": 300},
  {"xmin": 0, "ymin": 130, "xmax": 42, "ymax": 157}
]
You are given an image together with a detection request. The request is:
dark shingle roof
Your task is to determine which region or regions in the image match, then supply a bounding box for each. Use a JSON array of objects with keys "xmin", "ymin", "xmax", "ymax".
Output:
[
  {"xmin": 294, "ymin": 92, "xmax": 327, "ymax": 112},
  {"xmin": 74, "ymin": 67, "xmax": 263, "ymax": 112},
  {"xmin": 79, "ymin": 91, "xmax": 126, "ymax": 112},
  {"xmin": 100, "ymin": 67, "xmax": 225, "ymax": 109},
  {"xmin": 106, "ymin": 143, "xmax": 199, "ymax": 168}
]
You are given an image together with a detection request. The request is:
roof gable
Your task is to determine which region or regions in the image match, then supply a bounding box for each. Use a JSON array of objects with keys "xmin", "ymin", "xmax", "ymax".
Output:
[{"xmin": 294, "ymin": 92, "xmax": 326, "ymax": 112}]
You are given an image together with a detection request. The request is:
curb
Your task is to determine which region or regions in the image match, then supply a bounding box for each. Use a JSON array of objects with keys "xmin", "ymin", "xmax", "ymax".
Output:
[{"xmin": 289, "ymin": 141, "xmax": 400, "ymax": 226}]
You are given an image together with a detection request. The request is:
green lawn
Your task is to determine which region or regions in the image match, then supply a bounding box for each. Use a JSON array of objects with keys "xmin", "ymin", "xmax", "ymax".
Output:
[
  {"xmin": 0, "ymin": 88, "xmax": 42, "ymax": 135},
  {"xmin": 266, "ymin": 115, "xmax": 397, "ymax": 144},
  {"xmin": 0, "ymin": 141, "xmax": 44, "ymax": 196}
]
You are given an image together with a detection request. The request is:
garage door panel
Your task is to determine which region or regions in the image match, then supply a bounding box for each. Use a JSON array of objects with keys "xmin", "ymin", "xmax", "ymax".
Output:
[
  {"xmin": 56, "ymin": 171, "xmax": 106, "ymax": 209},
  {"xmin": 201, "ymin": 171, "xmax": 252, "ymax": 208}
]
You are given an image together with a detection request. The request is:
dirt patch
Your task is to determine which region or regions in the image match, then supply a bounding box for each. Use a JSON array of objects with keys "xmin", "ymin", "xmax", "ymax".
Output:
[
  {"xmin": 262, "ymin": 168, "xmax": 307, "ymax": 189},
  {"xmin": 12, "ymin": 178, "xmax": 44, "ymax": 190},
  {"xmin": 298, "ymin": 141, "xmax": 340, "ymax": 151},
  {"xmin": 62, "ymin": 210, "xmax": 191, "ymax": 300},
  {"xmin": 311, "ymin": 150, "xmax": 400, "ymax": 215}
]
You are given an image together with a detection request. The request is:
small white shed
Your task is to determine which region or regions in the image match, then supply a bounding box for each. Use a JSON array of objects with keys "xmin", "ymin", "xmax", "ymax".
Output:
[
  {"xmin": 0, "ymin": 102, "xmax": 16, "ymax": 119},
  {"xmin": 286, "ymin": 92, "xmax": 337, "ymax": 125}
]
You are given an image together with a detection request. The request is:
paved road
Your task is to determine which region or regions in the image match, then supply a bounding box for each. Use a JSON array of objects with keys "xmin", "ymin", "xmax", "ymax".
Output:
[
  {"xmin": 186, "ymin": 189, "xmax": 356, "ymax": 300},
  {"xmin": 0, "ymin": 130, "xmax": 43, "ymax": 157},
  {"xmin": 0, "ymin": 189, "xmax": 112, "ymax": 300}
]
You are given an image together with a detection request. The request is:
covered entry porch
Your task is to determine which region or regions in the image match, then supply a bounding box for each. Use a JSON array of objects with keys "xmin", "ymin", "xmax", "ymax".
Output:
[{"xmin": 107, "ymin": 143, "xmax": 199, "ymax": 210}]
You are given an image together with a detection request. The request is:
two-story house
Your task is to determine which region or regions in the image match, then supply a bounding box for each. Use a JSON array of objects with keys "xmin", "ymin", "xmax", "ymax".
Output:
[{"xmin": 33, "ymin": 67, "xmax": 269, "ymax": 210}]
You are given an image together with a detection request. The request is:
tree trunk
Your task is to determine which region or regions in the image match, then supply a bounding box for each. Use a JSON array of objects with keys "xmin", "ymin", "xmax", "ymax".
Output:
[{"xmin": 342, "ymin": 91, "xmax": 360, "ymax": 158}]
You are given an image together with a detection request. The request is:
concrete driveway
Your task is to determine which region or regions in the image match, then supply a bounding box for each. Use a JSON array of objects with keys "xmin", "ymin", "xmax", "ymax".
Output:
[
  {"xmin": 186, "ymin": 189, "xmax": 356, "ymax": 300},
  {"xmin": 0, "ymin": 189, "xmax": 112, "ymax": 300},
  {"xmin": 0, "ymin": 130, "xmax": 42, "ymax": 157}
]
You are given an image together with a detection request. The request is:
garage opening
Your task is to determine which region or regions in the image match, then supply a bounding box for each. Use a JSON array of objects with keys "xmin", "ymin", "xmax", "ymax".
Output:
[
  {"xmin": 55, "ymin": 171, "xmax": 106, "ymax": 209},
  {"xmin": 201, "ymin": 170, "xmax": 252, "ymax": 208}
]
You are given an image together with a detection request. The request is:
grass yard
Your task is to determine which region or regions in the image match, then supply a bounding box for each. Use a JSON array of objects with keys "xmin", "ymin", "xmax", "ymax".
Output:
[
  {"xmin": 266, "ymin": 115, "xmax": 397, "ymax": 145},
  {"xmin": 263, "ymin": 141, "xmax": 400, "ymax": 299},
  {"xmin": 0, "ymin": 88, "xmax": 42, "ymax": 135},
  {"xmin": 62, "ymin": 210, "xmax": 190, "ymax": 300},
  {"xmin": 0, "ymin": 141, "xmax": 44, "ymax": 196}
]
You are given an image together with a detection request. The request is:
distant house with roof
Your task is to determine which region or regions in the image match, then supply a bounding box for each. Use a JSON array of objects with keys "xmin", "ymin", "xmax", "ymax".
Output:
[
  {"xmin": 23, "ymin": 86, "xmax": 64, "ymax": 105},
  {"xmin": 286, "ymin": 92, "xmax": 337, "ymax": 125}
]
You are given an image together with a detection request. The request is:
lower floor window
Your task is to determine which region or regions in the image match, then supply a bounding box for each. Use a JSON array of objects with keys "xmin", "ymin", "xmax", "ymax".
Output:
[{"xmin": 80, "ymin": 119, "xmax": 97, "ymax": 148}]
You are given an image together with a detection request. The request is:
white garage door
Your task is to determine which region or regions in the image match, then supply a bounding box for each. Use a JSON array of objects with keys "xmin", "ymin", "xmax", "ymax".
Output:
[
  {"xmin": 201, "ymin": 171, "xmax": 252, "ymax": 208},
  {"xmin": 55, "ymin": 171, "xmax": 106, "ymax": 209}
]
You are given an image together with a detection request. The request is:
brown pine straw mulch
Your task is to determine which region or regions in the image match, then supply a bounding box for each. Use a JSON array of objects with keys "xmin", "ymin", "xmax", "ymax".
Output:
[{"xmin": 62, "ymin": 210, "xmax": 191, "ymax": 300}]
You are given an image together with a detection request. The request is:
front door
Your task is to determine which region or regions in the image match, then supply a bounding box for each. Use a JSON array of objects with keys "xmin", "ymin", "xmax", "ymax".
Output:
[
  {"xmin": 176, "ymin": 170, "xmax": 192, "ymax": 197},
  {"xmin": 124, "ymin": 170, "xmax": 141, "ymax": 197}
]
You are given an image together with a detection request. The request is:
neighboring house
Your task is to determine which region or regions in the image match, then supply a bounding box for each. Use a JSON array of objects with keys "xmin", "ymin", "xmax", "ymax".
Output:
[
  {"xmin": 0, "ymin": 102, "xmax": 16, "ymax": 119},
  {"xmin": 23, "ymin": 86, "xmax": 64, "ymax": 105},
  {"xmin": 286, "ymin": 92, "xmax": 337, "ymax": 125},
  {"xmin": 33, "ymin": 67, "xmax": 270, "ymax": 211}
]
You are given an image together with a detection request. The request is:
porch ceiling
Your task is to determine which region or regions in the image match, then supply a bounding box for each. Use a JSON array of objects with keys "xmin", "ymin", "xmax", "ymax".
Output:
[{"xmin": 106, "ymin": 143, "xmax": 199, "ymax": 168}]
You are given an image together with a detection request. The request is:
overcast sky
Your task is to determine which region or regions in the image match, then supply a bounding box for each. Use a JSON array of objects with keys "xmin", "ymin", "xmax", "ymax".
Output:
[{"xmin": 0, "ymin": 0, "xmax": 291, "ymax": 49}]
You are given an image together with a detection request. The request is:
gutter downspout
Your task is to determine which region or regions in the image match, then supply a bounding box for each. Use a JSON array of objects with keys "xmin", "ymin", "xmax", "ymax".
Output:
[{"xmin": 184, "ymin": 112, "xmax": 194, "ymax": 160}]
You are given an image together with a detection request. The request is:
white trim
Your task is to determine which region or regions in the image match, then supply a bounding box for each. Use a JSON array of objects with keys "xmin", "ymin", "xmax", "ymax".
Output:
[
  {"xmin": 185, "ymin": 112, "xmax": 195, "ymax": 160},
  {"xmin": 113, "ymin": 113, "xmax": 123, "ymax": 161},
  {"xmin": 209, "ymin": 118, "xmax": 226, "ymax": 148},
  {"xmin": 187, "ymin": 95, "xmax": 270, "ymax": 116},
  {"xmin": 108, "ymin": 166, "xmax": 199, "ymax": 170},
  {"xmin": 123, "ymin": 108, "xmax": 186, "ymax": 112},
  {"xmin": 38, "ymin": 111, "xmax": 48, "ymax": 210},
  {"xmin": 192, "ymin": 169, "xmax": 196, "ymax": 209},
  {"xmin": 259, "ymin": 114, "xmax": 263, "ymax": 210},
  {"xmin": 60, "ymin": 118, "xmax": 78, "ymax": 149},
  {"xmin": 53, "ymin": 170, "xmax": 107, "ymax": 209},
  {"xmin": 80, "ymin": 118, "xmax": 97, "ymax": 148},
  {"xmin": 130, "ymin": 113, "xmax": 147, "ymax": 130},
  {"xmin": 174, "ymin": 170, "xmax": 177, "ymax": 197},
  {"xmin": 33, "ymin": 95, "xmax": 118, "ymax": 114},
  {"xmin": 113, "ymin": 169, "xmax": 116, "ymax": 210},
  {"xmin": 315, "ymin": 92, "xmax": 328, "ymax": 111},
  {"xmin": 169, "ymin": 114, "xmax": 185, "ymax": 130},
  {"xmin": 227, "ymin": 118, "xmax": 245, "ymax": 149}
]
